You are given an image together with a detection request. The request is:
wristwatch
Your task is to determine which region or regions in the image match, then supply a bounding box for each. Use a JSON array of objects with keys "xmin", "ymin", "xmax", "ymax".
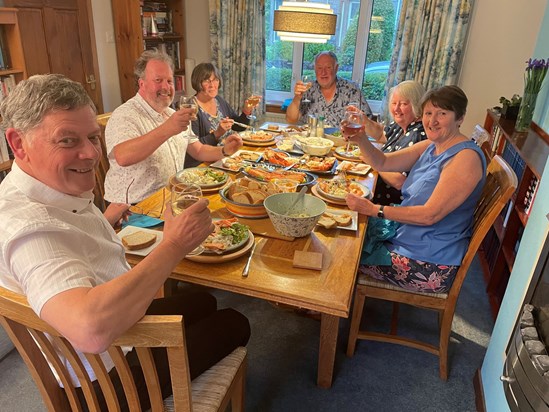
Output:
[
  {"xmin": 221, "ymin": 146, "xmax": 228, "ymax": 156},
  {"xmin": 377, "ymin": 205, "xmax": 385, "ymax": 219}
]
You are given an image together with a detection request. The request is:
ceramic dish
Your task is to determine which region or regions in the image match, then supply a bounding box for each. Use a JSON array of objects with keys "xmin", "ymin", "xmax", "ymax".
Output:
[
  {"xmin": 219, "ymin": 185, "xmax": 269, "ymax": 219},
  {"xmin": 210, "ymin": 150, "xmax": 262, "ymax": 172},
  {"xmin": 316, "ymin": 208, "xmax": 359, "ymax": 231},
  {"xmin": 336, "ymin": 160, "xmax": 371, "ymax": 176},
  {"xmin": 117, "ymin": 226, "xmax": 163, "ymax": 256},
  {"xmin": 334, "ymin": 145, "xmax": 362, "ymax": 161},
  {"xmin": 200, "ymin": 219, "xmax": 250, "ymax": 255},
  {"xmin": 185, "ymin": 233, "xmax": 255, "ymax": 263},
  {"xmin": 240, "ymin": 130, "xmax": 275, "ymax": 143},
  {"xmin": 242, "ymin": 164, "xmax": 317, "ymax": 188},
  {"xmin": 172, "ymin": 167, "xmax": 228, "ymax": 189},
  {"xmin": 315, "ymin": 179, "xmax": 371, "ymax": 202}
]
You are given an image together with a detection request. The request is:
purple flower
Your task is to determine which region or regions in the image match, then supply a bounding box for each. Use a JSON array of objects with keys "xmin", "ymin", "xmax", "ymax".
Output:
[{"xmin": 524, "ymin": 57, "xmax": 549, "ymax": 94}]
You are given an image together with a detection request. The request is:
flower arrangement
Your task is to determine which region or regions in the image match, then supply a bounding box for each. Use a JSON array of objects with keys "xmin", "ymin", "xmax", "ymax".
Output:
[
  {"xmin": 515, "ymin": 58, "xmax": 549, "ymax": 131},
  {"xmin": 523, "ymin": 58, "xmax": 549, "ymax": 94}
]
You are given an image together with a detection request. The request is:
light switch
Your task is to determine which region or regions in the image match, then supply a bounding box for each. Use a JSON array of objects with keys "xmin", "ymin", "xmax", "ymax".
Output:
[{"xmin": 106, "ymin": 31, "xmax": 115, "ymax": 44}]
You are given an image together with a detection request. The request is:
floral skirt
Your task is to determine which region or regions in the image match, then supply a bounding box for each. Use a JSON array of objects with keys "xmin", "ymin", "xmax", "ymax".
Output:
[{"xmin": 359, "ymin": 252, "xmax": 459, "ymax": 293}]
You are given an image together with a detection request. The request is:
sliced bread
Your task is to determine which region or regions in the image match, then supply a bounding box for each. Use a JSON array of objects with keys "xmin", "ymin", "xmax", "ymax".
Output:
[{"xmin": 122, "ymin": 231, "xmax": 157, "ymax": 251}]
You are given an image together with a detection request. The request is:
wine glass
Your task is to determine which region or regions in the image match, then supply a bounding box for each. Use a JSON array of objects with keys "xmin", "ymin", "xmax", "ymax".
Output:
[
  {"xmin": 171, "ymin": 182, "xmax": 204, "ymax": 255},
  {"xmin": 341, "ymin": 108, "xmax": 365, "ymax": 152},
  {"xmin": 302, "ymin": 75, "xmax": 313, "ymax": 103},
  {"xmin": 179, "ymin": 95, "xmax": 199, "ymax": 121},
  {"xmin": 245, "ymin": 90, "xmax": 261, "ymax": 130}
]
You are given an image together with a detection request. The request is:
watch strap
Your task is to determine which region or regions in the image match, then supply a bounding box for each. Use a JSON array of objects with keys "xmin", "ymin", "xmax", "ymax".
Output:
[{"xmin": 377, "ymin": 205, "xmax": 385, "ymax": 219}]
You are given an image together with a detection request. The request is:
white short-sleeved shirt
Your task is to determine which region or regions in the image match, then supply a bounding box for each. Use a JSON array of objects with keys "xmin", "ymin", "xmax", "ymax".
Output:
[
  {"xmin": 104, "ymin": 93, "xmax": 198, "ymax": 203},
  {"xmin": 0, "ymin": 163, "xmax": 132, "ymax": 385}
]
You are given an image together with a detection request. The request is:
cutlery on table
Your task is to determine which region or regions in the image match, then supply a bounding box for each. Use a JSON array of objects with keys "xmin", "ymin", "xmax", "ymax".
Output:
[
  {"xmin": 242, "ymin": 241, "xmax": 258, "ymax": 278},
  {"xmin": 233, "ymin": 121, "xmax": 253, "ymax": 129}
]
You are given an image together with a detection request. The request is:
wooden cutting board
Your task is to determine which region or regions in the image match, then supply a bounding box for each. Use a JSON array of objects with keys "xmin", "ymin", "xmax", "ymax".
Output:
[{"xmin": 237, "ymin": 217, "xmax": 295, "ymax": 241}]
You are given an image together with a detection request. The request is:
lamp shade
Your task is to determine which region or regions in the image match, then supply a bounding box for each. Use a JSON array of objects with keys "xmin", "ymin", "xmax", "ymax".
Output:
[{"xmin": 274, "ymin": 1, "xmax": 337, "ymax": 43}]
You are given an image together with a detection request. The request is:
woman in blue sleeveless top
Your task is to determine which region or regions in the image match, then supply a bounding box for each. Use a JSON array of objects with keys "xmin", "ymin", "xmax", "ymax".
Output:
[{"xmin": 344, "ymin": 85, "xmax": 486, "ymax": 293}]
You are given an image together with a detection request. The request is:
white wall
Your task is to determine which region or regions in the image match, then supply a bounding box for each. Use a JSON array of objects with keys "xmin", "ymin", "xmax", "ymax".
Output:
[
  {"xmin": 90, "ymin": 0, "xmax": 121, "ymax": 113},
  {"xmin": 184, "ymin": 0, "xmax": 211, "ymax": 66},
  {"xmin": 459, "ymin": 0, "xmax": 547, "ymax": 136}
]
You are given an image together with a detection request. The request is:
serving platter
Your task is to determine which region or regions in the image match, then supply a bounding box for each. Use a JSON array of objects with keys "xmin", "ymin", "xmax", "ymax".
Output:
[
  {"xmin": 242, "ymin": 164, "xmax": 317, "ymax": 188},
  {"xmin": 186, "ymin": 232, "xmax": 255, "ymax": 263},
  {"xmin": 174, "ymin": 167, "xmax": 228, "ymax": 189}
]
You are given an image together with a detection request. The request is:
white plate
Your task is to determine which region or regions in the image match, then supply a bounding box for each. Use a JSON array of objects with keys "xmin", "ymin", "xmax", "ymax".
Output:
[
  {"xmin": 175, "ymin": 167, "xmax": 229, "ymax": 188},
  {"xmin": 316, "ymin": 179, "xmax": 371, "ymax": 201},
  {"xmin": 336, "ymin": 160, "xmax": 371, "ymax": 176},
  {"xmin": 201, "ymin": 219, "xmax": 250, "ymax": 255},
  {"xmin": 118, "ymin": 226, "xmax": 163, "ymax": 256},
  {"xmin": 239, "ymin": 130, "xmax": 275, "ymax": 143},
  {"xmin": 230, "ymin": 150, "xmax": 262, "ymax": 162},
  {"xmin": 316, "ymin": 208, "xmax": 358, "ymax": 231}
]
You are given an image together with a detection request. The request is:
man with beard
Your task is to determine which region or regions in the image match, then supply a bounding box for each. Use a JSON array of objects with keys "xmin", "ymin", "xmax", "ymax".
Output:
[
  {"xmin": 104, "ymin": 49, "xmax": 243, "ymax": 204},
  {"xmin": 285, "ymin": 51, "xmax": 372, "ymax": 127}
]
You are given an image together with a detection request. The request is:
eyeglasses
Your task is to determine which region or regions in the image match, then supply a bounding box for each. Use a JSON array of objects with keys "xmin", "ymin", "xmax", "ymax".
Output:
[
  {"xmin": 126, "ymin": 178, "xmax": 166, "ymax": 218},
  {"xmin": 202, "ymin": 77, "xmax": 220, "ymax": 85}
]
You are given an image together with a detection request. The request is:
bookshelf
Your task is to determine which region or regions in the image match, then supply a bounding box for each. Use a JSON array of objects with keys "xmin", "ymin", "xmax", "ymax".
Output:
[
  {"xmin": 0, "ymin": 8, "xmax": 26, "ymax": 168},
  {"xmin": 111, "ymin": 0, "xmax": 186, "ymax": 102},
  {"xmin": 480, "ymin": 110, "xmax": 549, "ymax": 317}
]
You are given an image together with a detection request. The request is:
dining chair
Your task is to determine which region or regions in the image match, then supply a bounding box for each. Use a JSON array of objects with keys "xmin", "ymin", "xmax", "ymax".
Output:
[
  {"xmin": 94, "ymin": 112, "xmax": 112, "ymax": 212},
  {"xmin": 346, "ymin": 155, "xmax": 517, "ymax": 380},
  {"xmin": 0, "ymin": 286, "xmax": 248, "ymax": 411}
]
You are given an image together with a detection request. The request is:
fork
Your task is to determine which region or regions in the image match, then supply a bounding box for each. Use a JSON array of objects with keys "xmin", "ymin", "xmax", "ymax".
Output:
[{"xmin": 233, "ymin": 121, "xmax": 253, "ymax": 129}]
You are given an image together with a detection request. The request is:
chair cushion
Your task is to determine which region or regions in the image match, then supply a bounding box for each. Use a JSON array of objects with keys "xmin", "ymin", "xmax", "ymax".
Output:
[
  {"xmin": 358, "ymin": 273, "xmax": 448, "ymax": 299},
  {"xmin": 163, "ymin": 346, "xmax": 247, "ymax": 412}
]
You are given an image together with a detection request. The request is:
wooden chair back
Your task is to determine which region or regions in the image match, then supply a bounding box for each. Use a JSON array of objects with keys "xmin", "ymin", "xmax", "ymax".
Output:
[
  {"xmin": 347, "ymin": 155, "xmax": 518, "ymax": 380},
  {"xmin": 0, "ymin": 286, "xmax": 247, "ymax": 411},
  {"xmin": 94, "ymin": 112, "xmax": 111, "ymax": 212}
]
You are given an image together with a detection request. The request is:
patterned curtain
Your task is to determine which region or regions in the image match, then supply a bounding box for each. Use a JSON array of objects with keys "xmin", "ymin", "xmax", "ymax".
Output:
[
  {"xmin": 383, "ymin": 0, "xmax": 473, "ymax": 111},
  {"xmin": 208, "ymin": 0, "xmax": 266, "ymax": 115}
]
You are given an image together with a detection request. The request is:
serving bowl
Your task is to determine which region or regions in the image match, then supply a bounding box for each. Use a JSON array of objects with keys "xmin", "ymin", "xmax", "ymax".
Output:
[
  {"xmin": 219, "ymin": 182, "xmax": 270, "ymax": 219},
  {"xmin": 300, "ymin": 136, "xmax": 335, "ymax": 156},
  {"xmin": 264, "ymin": 192, "xmax": 327, "ymax": 237}
]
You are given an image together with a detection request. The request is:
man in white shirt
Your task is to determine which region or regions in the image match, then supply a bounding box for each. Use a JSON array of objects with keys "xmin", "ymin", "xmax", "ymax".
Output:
[
  {"xmin": 104, "ymin": 49, "xmax": 243, "ymax": 204},
  {"xmin": 0, "ymin": 74, "xmax": 250, "ymax": 410}
]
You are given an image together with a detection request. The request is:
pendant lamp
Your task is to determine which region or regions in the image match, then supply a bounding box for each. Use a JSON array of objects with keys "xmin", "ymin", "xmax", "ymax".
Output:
[{"xmin": 274, "ymin": 1, "xmax": 337, "ymax": 43}]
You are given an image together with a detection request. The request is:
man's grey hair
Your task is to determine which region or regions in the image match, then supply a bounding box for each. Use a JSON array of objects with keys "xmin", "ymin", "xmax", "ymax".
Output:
[
  {"xmin": 0, "ymin": 74, "xmax": 96, "ymax": 135},
  {"xmin": 314, "ymin": 51, "xmax": 338, "ymax": 65},
  {"xmin": 134, "ymin": 48, "xmax": 175, "ymax": 81}
]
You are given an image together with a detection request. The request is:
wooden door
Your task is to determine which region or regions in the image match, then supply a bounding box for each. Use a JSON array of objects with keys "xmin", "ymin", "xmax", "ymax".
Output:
[{"xmin": 5, "ymin": 0, "xmax": 104, "ymax": 113}]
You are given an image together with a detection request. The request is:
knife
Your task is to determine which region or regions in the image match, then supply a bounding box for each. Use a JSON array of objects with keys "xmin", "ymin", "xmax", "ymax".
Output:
[{"xmin": 242, "ymin": 241, "xmax": 258, "ymax": 277}]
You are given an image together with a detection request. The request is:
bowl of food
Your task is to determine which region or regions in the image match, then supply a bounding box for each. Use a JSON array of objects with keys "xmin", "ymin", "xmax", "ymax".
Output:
[
  {"xmin": 264, "ymin": 192, "xmax": 327, "ymax": 237},
  {"xmin": 324, "ymin": 128, "xmax": 346, "ymax": 147},
  {"xmin": 300, "ymin": 136, "xmax": 334, "ymax": 156},
  {"xmin": 220, "ymin": 177, "xmax": 278, "ymax": 219}
]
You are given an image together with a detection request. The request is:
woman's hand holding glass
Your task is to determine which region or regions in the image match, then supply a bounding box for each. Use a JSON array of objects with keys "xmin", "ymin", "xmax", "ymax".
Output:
[{"xmin": 170, "ymin": 182, "xmax": 205, "ymax": 255}]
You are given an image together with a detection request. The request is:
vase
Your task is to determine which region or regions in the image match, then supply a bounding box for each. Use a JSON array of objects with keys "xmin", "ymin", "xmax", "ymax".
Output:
[{"xmin": 515, "ymin": 92, "xmax": 538, "ymax": 132}]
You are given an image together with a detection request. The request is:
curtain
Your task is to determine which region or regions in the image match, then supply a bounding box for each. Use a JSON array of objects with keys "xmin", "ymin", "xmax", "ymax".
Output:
[
  {"xmin": 208, "ymin": 0, "xmax": 266, "ymax": 115},
  {"xmin": 384, "ymin": 0, "xmax": 473, "ymax": 102}
]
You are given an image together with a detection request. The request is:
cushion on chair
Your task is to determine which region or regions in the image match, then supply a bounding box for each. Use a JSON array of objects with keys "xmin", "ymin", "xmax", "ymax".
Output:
[
  {"xmin": 358, "ymin": 273, "xmax": 449, "ymax": 299},
  {"xmin": 162, "ymin": 346, "xmax": 247, "ymax": 412}
]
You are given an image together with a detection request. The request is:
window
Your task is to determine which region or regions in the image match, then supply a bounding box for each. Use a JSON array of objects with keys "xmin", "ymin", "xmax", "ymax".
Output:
[{"xmin": 265, "ymin": 0, "xmax": 402, "ymax": 114}]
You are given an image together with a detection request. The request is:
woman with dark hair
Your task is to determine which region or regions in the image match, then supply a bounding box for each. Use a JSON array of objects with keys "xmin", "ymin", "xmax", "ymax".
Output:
[
  {"xmin": 344, "ymin": 85, "xmax": 486, "ymax": 293},
  {"xmin": 184, "ymin": 63, "xmax": 259, "ymax": 167}
]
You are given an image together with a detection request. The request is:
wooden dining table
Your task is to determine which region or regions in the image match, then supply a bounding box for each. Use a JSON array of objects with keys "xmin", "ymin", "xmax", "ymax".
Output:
[{"xmin": 126, "ymin": 141, "xmax": 376, "ymax": 388}]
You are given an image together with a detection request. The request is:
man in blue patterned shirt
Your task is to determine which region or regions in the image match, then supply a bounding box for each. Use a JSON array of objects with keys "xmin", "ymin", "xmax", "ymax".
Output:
[{"xmin": 286, "ymin": 51, "xmax": 372, "ymax": 127}]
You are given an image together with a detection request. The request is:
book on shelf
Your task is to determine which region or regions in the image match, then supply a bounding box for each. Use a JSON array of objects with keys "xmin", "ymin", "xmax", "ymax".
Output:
[
  {"xmin": 145, "ymin": 40, "xmax": 180, "ymax": 70},
  {"xmin": 0, "ymin": 74, "xmax": 17, "ymax": 102},
  {"xmin": 174, "ymin": 74, "xmax": 185, "ymax": 92},
  {"xmin": 502, "ymin": 200, "xmax": 514, "ymax": 228},
  {"xmin": 0, "ymin": 27, "xmax": 11, "ymax": 70},
  {"xmin": 523, "ymin": 176, "xmax": 539, "ymax": 217}
]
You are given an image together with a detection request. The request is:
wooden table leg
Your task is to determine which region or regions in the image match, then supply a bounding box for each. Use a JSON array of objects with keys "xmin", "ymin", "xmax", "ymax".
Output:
[{"xmin": 317, "ymin": 313, "xmax": 340, "ymax": 388}]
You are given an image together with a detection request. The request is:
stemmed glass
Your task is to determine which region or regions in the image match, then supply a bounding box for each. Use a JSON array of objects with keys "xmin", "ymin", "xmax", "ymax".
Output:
[
  {"xmin": 245, "ymin": 90, "xmax": 261, "ymax": 130},
  {"xmin": 302, "ymin": 75, "xmax": 313, "ymax": 104},
  {"xmin": 179, "ymin": 95, "xmax": 199, "ymax": 122},
  {"xmin": 340, "ymin": 108, "xmax": 365, "ymax": 152},
  {"xmin": 171, "ymin": 182, "xmax": 204, "ymax": 255}
]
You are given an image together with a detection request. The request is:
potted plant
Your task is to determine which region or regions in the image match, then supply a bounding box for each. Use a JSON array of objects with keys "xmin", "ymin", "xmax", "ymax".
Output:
[{"xmin": 499, "ymin": 94, "xmax": 522, "ymax": 120}]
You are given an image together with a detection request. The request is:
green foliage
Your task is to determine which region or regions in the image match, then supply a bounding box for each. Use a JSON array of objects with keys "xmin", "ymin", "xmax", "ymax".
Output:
[
  {"xmin": 266, "ymin": 67, "xmax": 292, "ymax": 92},
  {"xmin": 363, "ymin": 73, "xmax": 388, "ymax": 100},
  {"xmin": 266, "ymin": 41, "xmax": 293, "ymax": 62},
  {"xmin": 304, "ymin": 43, "xmax": 336, "ymax": 64}
]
